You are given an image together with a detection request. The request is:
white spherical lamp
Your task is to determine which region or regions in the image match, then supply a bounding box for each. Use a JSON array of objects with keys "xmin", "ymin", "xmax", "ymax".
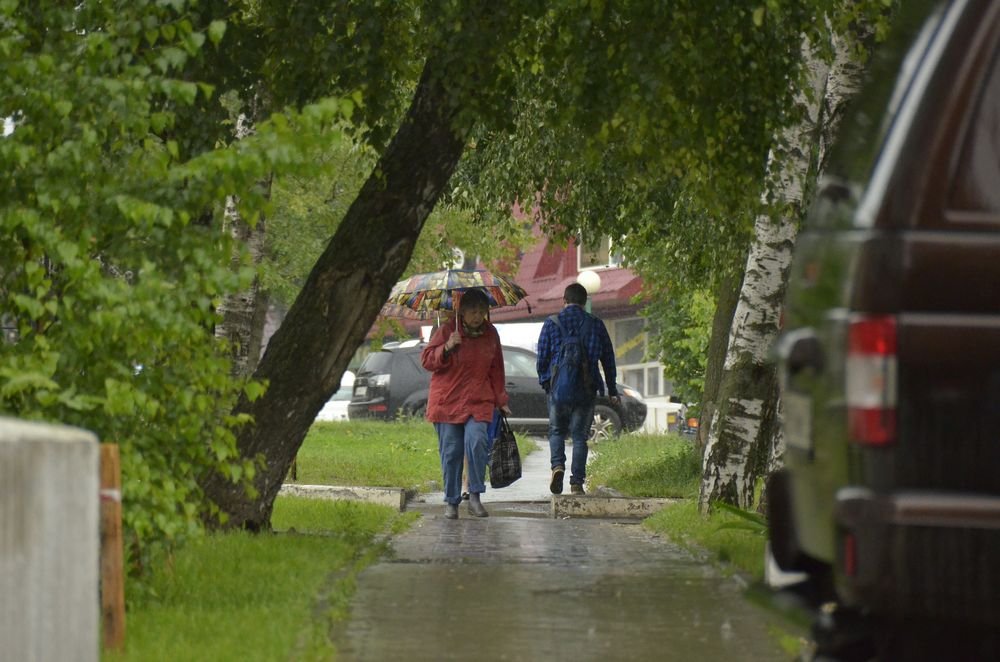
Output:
[{"xmin": 576, "ymin": 269, "xmax": 602, "ymax": 295}]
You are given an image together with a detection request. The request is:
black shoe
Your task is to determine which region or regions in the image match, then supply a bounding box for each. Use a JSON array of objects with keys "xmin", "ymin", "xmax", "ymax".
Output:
[
  {"xmin": 468, "ymin": 493, "xmax": 489, "ymax": 518},
  {"xmin": 461, "ymin": 492, "xmax": 470, "ymax": 501},
  {"xmin": 444, "ymin": 503, "xmax": 458, "ymax": 519},
  {"xmin": 570, "ymin": 483, "xmax": 585, "ymax": 495},
  {"xmin": 550, "ymin": 466, "xmax": 565, "ymax": 495}
]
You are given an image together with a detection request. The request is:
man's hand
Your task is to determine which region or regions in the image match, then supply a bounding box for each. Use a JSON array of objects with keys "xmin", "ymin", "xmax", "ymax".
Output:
[
  {"xmin": 610, "ymin": 395, "xmax": 621, "ymax": 406},
  {"xmin": 541, "ymin": 380, "xmax": 550, "ymax": 393},
  {"xmin": 500, "ymin": 404, "xmax": 512, "ymax": 416}
]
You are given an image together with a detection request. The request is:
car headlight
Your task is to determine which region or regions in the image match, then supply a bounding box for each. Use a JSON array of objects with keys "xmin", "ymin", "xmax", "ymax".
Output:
[{"xmin": 620, "ymin": 385, "xmax": 644, "ymax": 402}]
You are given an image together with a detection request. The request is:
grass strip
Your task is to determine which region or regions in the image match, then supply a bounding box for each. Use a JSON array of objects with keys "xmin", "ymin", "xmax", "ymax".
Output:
[
  {"xmin": 294, "ymin": 419, "xmax": 537, "ymax": 492},
  {"xmin": 110, "ymin": 498, "xmax": 410, "ymax": 661},
  {"xmin": 587, "ymin": 433, "xmax": 702, "ymax": 498},
  {"xmin": 292, "ymin": 420, "xmax": 442, "ymax": 490}
]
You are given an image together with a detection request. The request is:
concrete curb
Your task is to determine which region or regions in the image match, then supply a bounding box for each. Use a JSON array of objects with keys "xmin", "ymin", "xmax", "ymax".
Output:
[
  {"xmin": 278, "ymin": 484, "xmax": 406, "ymax": 511},
  {"xmin": 551, "ymin": 495, "xmax": 680, "ymax": 519}
]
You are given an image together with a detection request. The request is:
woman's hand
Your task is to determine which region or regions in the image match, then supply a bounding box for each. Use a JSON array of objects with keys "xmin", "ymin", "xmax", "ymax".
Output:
[
  {"xmin": 444, "ymin": 333, "xmax": 462, "ymax": 353},
  {"xmin": 500, "ymin": 404, "xmax": 512, "ymax": 416}
]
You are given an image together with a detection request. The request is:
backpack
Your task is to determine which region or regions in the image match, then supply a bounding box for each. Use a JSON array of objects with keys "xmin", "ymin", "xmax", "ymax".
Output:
[{"xmin": 548, "ymin": 314, "xmax": 595, "ymax": 404}]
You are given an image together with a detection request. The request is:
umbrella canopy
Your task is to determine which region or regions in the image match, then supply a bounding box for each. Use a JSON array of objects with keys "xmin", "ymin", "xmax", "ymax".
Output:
[{"xmin": 380, "ymin": 269, "xmax": 529, "ymax": 321}]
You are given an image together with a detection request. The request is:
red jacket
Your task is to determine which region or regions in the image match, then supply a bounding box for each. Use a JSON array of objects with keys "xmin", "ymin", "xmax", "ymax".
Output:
[{"xmin": 420, "ymin": 322, "xmax": 508, "ymax": 424}]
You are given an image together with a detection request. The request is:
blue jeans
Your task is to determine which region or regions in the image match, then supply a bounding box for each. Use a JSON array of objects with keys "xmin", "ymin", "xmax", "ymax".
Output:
[
  {"xmin": 548, "ymin": 396, "xmax": 595, "ymax": 486},
  {"xmin": 435, "ymin": 418, "xmax": 488, "ymax": 505}
]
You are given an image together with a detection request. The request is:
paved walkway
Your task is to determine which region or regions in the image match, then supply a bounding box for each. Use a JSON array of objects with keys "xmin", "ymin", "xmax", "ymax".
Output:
[{"xmin": 332, "ymin": 442, "xmax": 798, "ymax": 661}]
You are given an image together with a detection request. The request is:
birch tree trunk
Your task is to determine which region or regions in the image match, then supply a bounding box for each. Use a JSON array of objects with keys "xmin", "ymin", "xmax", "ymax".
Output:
[
  {"xmin": 215, "ymin": 103, "xmax": 272, "ymax": 379},
  {"xmin": 700, "ymin": 24, "xmax": 868, "ymax": 511}
]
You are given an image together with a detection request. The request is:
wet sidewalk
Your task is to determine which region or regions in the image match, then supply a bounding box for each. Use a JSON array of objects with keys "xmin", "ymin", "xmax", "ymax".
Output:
[{"xmin": 332, "ymin": 444, "xmax": 797, "ymax": 661}]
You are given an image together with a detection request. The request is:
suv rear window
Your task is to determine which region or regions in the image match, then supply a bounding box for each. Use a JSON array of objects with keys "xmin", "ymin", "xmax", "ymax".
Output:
[
  {"xmin": 359, "ymin": 351, "xmax": 393, "ymax": 374},
  {"xmin": 948, "ymin": 50, "xmax": 1000, "ymax": 218}
]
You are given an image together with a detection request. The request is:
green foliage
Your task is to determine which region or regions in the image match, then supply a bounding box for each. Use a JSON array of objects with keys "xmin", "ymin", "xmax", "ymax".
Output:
[
  {"xmin": 640, "ymin": 288, "xmax": 715, "ymax": 408},
  {"xmin": 262, "ymin": 137, "xmax": 376, "ymax": 307},
  {"xmin": 448, "ymin": 0, "xmax": 895, "ymax": 412},
  {"xmin": 0, "ymin": 1, "xmax": 350, "ymax": 571},
  {"xmin": 116, "ymin": 499, "xmax": 403, "ymax": 660},
  {"xmin": 712, "ymin": 501, "xmax": 769, "ymax": 536},
  {"xmin": 263, "ymin": 134, "xmax": 535, "ymax": 313},
  {"xmin": 586, "ymin": 434, "xmax": 701, "ymax": 498}
]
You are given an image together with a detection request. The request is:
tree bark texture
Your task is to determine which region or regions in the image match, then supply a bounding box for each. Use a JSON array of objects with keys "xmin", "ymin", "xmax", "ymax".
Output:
[
  {"xmin": 699, "ymin": 39, "xmax": 832, "ymax": 512},
  {"xmin": 696, "ymin": 269, "xmax": 744, "ymax": 456},
  {"xmin": 215, "ymin": 107, "xmax": 272, "ymax": 379},
  {"xmin": 201, "ymin": 59, "xmax": 468, "ymax": 530},
  {"xmin": 699, "ymin": 24, "xmax": 871, "ymax": 512}
]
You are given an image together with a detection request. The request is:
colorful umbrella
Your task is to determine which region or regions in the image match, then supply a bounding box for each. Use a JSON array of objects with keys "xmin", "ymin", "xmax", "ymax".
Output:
[{"xmin": 380, "ymin": 269, "xmax": 529, "ymax": 321}]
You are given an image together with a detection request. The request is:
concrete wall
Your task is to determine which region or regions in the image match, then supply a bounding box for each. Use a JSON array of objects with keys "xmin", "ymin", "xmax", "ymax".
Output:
[{"xmin": 1, "ymin": 417, "xmax": 99, "ymax": 662}]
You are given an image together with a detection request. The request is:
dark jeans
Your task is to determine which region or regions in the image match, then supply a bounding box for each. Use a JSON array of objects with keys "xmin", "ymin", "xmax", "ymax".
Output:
[{"xmin": 547, "ymin": 396, "xmax": 595, "ymax": 485}]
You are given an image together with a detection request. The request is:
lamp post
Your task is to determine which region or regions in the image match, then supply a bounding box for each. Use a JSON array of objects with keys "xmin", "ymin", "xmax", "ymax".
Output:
[{"xmin": 576, "ymin": 270, "xmax": 602, "ymax": 313}]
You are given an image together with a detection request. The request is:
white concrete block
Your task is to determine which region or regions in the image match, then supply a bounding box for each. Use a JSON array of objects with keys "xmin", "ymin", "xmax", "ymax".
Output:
[
  {"xmin": 278, "ymin": 484, "xmax": 406, "ymax": 511},
  {"xmin": 551, "ymin": 495, "xmax": 678, "ymax": 519},
  {"xmin": 1, "ymin": 417, "xmax": 99, "ymax": 662}
]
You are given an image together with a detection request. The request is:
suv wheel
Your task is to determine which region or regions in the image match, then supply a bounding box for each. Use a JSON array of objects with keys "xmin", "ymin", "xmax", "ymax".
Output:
[{"xmin": 590, "ymin": 405, "xmax": 622, "ymax": 442}]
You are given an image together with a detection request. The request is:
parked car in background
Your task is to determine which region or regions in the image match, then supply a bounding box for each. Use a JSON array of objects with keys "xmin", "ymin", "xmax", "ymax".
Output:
[
  {"xmin": 348, "ymin": 340, "xmax": 647, "ymax": 439},
  {"xmin": 770, "ymin": 1, "xmax": 1000, "ymax": 657},
  {"xmin": 315, "ymin": 370, "xmax": 355, "ymax": 422}
]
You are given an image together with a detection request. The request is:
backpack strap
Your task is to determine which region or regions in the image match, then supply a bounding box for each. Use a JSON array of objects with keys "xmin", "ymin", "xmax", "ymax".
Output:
[{"xmin": 549, "ymin": 313, "xmax": 593, "ymax": 339}]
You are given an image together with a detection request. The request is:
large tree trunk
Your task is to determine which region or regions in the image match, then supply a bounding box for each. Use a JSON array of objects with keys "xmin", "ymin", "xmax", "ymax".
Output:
[
  {"xmin": 696, "ymin": 269, "xmax": 744, "ymax": 455},
  {"xmin": 215, "ymin": 107, "xmax": 272, "ymax": 379},
  {"xmin": 200, "ymin": 58, "xmax": 468, "ymax": 530},
  {"xmin": 699, "ymin": 25, "xmax": 871, "ymax": 512}
]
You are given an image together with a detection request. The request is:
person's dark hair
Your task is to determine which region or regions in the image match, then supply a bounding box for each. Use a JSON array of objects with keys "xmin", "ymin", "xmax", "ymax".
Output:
[
  {"xmin": 564, "ymin": 283, "xmax": 588, "ymax": 306},
  {"xmin": 460, "ymin": 287, "xmax": 490, "ymax": 310}
]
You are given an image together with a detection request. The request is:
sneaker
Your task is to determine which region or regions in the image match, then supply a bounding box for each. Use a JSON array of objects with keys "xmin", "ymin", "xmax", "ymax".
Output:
[
  {"xmin": 444, "ymin": 503, "xmax": 459, "ymax": 520},
  {"xmin": 570, "ymin": 483, "xmax": 585, "ymax": 495},
  {"xmin": 549, "ymin": 466, "xmax": 565, "ymax": 495}
]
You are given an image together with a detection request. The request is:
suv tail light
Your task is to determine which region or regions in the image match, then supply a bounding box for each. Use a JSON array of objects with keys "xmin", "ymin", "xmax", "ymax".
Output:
[{"xmin": 846, "ymin": 315, "xmax": 897, "ymax": 446}]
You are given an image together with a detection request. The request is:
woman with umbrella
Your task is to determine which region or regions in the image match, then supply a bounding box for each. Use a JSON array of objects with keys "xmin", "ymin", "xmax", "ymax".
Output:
[{"xmin": 420, "ymin": 287, "xmax": 511, "ymax": 519}]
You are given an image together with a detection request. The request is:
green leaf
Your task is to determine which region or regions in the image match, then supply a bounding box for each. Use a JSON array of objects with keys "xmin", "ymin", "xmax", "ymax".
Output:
[
  {"xmin": 243, "ymin": 380, "xmax": 268, "ymax": 402},
  {"xmin": 1, "ymin": 372, "xmax": 60, "ymax": 396},
  {"xmin": 208, "ymin": 20, "xmax": 226, "ymax": 45}
]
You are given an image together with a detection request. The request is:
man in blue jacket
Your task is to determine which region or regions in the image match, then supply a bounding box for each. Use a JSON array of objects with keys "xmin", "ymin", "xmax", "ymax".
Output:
[{"xmin": 536, "ymin": 283, "xmax": 620, "ymax": 495}]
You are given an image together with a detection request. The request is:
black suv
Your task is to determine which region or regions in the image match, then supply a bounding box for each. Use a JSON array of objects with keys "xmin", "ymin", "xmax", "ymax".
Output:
[
  {"xmin": 770, "ymin": 0, "xmax": 1000, "ymax": 655},
  {"xmin": 348, "ymin": 340, "xmax": 647, "ymax": 438}
]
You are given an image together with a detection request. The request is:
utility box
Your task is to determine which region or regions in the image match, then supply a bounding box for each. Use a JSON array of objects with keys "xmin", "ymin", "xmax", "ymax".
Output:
[{"xmin": 1, "ymin": 417, "xmax": 99, "ymax": 662}]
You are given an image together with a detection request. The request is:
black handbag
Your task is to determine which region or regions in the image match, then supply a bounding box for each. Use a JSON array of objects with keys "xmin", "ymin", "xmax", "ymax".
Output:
[{"xmin": 489, "ymin": 416, "xmax": 522, "ymax": 488}]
